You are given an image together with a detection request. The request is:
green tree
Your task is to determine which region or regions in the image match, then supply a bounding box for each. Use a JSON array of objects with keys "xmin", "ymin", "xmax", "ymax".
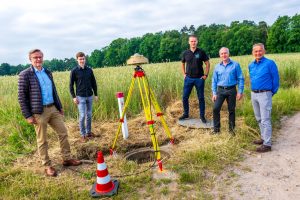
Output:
[
  {"xmin": 159, "ymin": 30, "xmax": 182, "ymax": 61},
  {"xmin": 88, "ymin": 49, "xmax": 105, "ymax": 68},
  {"xmin": 127, "ymin": 37, "xmax": 142, "ymax": 56},
  {"xmin": 267, "ymin": 16, "xmax": 290, "ymax": 53},
  {"xmin": 139, "ymin": 32, "xmax": 162, "ymax": 63},
  {"xmin": 63, "ymin": 58, "xmax": 77, "ymax": 70},
  {"xmin": 256, "ymin": 21, "xmax": 268, "ymax": 44},
  {"xmin": 288, "ymin": 14, "xmax": 300, "ymax": 52},
  {"xmin": 0, "ymin": 63, "xmax": 10, "ymax": 75},
  {"xmin": 103, "ymin": 38, "xmax": 129, "ymax": 66}
]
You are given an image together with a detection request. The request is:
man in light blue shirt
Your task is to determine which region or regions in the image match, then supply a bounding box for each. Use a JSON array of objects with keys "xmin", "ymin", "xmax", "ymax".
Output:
[
  {"xmin": 34, "ymin": 67, "xmax": 54, "ymax": 106},
  {"xmin": 212, "ymin": 47, "xmax": 244, "ymax": 134},
  {"xmin": 249, "ymin": 43, "xmax": 280, "ymax": 153}
]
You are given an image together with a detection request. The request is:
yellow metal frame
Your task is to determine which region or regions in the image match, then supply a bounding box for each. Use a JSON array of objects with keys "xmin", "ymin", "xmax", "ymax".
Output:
[{"xmin": 110, "ymin": 66, "xmax": 174, "ymax": 171}]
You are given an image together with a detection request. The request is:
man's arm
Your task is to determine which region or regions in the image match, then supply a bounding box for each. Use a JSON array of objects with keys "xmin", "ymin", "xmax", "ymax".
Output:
[
  {"xmin": 18, "ymin": 72, "xmax": 34, "ymax": 121},
  {"xmin": 181, "ymin": 62, "xmax": 186, "ymax": 78},
  {"xmin": 236, "ymin": 63, "xmax": 244, "ymax": 100},
  {"xmin": 211, "ymin": 68, "xmax": 218, "ymax": 96},
  {"xmin": 69, "ymin": 69, "xmax": 79, "ymax": 104},
  {"xmin": 201, "ymin": 60, "xmax": 210, "ymax": 80},
  {"xmin": 270, "ymin": 61, "xmax": 280, "ymax": 95},
  {"xmin": 69, "ymin": 69, "xmax": 76, "ymax": 98},
  {"xmin": 91, "ymin": 69, "xmax": 98, "ymax": 97}
]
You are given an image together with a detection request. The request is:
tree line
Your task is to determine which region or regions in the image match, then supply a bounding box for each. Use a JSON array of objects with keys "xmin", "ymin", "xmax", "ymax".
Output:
[{"xmin": 1, "ymin": 14, "xmax": 299, "ymax": 76}]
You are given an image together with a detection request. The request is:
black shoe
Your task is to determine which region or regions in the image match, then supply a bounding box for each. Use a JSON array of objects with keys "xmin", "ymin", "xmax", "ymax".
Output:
[
  {"xmin": 179, "ymin": 114, "xmax": 189, "ymax": 120},
  {"xmin": 253, "ymin": 139, "xmax": 264, "ymax": 145},
  {"xmin": 229, "ymin": 129, "xmax": 236, "ymax": 136},
  {"xmin": 210, "ymin": 129, "xmax": 220, "ymax": 135},
  {"xmin": 256, "ymin": 145, "xmax": 271, "ymax": 153},
  {"xmin": 200, "ymin": 116, "xmax": 207, "ymax": 123}
]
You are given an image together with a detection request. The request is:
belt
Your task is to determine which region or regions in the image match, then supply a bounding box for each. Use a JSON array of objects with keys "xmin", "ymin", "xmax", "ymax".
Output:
[
  {"xmin": 43, "ymin": 103, "xmax": 55, "ymax": 108},
  {"xmin": 252, "ymin": 90, "xmax": 271, "ymax": 93},
  {"xmin": 218, "ymin": 85, "xmax": 235, "ymax": 90}
]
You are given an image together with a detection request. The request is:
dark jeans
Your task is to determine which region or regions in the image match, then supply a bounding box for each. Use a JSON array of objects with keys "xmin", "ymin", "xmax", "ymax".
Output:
[
  {"xmin": 182, "ymin": 76, "xmax": 205, "ymax": 117},
  {"xmin": 213, "ymin": 87, "xmax": 237, "ymax": 131}
]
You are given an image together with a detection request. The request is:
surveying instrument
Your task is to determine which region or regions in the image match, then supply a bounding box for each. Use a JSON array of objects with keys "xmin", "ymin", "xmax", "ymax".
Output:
[{"xmin": 110, "ymin": 53, "xmax": 174, "ymax": 171}]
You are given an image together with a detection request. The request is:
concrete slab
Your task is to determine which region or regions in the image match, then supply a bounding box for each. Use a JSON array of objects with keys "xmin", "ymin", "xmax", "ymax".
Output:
[{"xmin": 177, "ymin": 118, "xmax": 214, "ymax": 129}]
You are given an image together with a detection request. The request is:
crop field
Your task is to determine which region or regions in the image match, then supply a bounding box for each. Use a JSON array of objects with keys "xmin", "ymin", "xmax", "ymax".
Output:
[{"xmin": 0, "ymin": 53, "xmax": 300, "ymax": 199}]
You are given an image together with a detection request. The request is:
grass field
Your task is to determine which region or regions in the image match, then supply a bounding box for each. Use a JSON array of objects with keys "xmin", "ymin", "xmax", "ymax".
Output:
[{"xmin": 0, "ymin": 53, "xmax": 300, "ymax": 199}]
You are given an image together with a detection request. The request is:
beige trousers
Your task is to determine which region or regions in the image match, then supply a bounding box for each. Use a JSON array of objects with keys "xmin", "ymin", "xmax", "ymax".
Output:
[{"xmin": 34, "ymin": 106, "xmax": 71, "ymax": 166}]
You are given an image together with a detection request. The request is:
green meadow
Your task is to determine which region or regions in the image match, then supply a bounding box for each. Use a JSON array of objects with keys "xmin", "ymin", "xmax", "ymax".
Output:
[{"xmin": 0, "ymin": 53, "xmax": 300, "ymax": 199}]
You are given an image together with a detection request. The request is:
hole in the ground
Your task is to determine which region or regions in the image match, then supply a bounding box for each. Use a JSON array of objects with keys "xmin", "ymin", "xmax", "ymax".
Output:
[{"xmin": 124, "ymin": 147, "xmax": 171, "ymax": 164}]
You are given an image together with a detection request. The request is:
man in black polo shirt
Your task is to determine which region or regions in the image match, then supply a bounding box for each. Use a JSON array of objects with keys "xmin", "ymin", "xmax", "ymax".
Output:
[
  {"xmin": 179, "ymin": 35, "xmax": 210, "ymax": 123},
  {"xmin": 70, "ymin": 52, "xmax": 98, "ymax": 143}
]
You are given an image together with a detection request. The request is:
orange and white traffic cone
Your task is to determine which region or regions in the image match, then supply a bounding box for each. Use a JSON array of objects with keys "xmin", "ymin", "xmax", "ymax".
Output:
[{"xmin": 90, "ymin": 151, "xmax": 119, "ymax": 198}]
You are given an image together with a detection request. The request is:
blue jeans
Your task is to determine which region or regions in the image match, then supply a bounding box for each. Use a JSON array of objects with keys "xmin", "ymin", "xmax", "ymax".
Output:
[
  {"xmin": 251, "ymin": 91, "xmax": 273, "ymax": 146},
  {"xmin": 77, "ymin": 96, "xmax": 93, "ymax": 136},
  {"xmin": 182, "ymin": 76, "xmax": 205, "ymax": 117}
]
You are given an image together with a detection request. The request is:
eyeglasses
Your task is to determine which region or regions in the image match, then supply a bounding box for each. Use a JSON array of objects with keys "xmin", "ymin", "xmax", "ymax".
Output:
[{"xmin": 31, "ymin": 56, "xmax": 43, "ymax": 59}]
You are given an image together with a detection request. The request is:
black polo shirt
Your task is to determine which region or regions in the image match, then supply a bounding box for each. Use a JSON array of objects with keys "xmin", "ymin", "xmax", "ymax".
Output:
[
  {"xmin": 181, "ymin": 48, "xmax": 209, "ymax": 78},
  {"xmin": 69, "ymin": 65, "xmax": 98, "ymax": 98}
]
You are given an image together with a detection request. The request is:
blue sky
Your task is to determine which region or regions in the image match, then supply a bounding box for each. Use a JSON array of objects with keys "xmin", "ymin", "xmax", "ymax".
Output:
[{"xmin": 1, "ymin": 0, "xmax": 299, "ymax": 65}]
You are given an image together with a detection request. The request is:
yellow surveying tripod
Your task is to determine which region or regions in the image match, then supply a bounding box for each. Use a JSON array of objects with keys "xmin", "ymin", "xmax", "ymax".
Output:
[{"xmin": 110, "ymin": 54, "xmax": 174, "ymax": 171}]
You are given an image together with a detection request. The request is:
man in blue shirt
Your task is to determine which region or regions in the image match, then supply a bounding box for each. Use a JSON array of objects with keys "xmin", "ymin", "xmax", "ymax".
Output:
[
  {"xmin": 249, "ymin": 43, "xmax": 280, "ymax": 153},
  {"xmin": 212, "ymin": 47, "xmax": 244, "ymax": 134},
  {"xmin": 18, "ymin": 49, "xmax": 82, "ymax": 177}
]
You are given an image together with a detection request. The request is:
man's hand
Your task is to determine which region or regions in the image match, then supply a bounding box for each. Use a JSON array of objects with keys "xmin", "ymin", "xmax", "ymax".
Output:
[
  {"xmin": 212, "ymin": 95, "xmax": 217, "ymax": 102},
  {"xmin": 201, "ymin": 75, "xmax": 208, "ymax": 80},
  {"xmin": 60, "ymin": 109, "xmax": 64, "ymax": 116},
  {"xmin": 94, "ymin": 96, "xmax": 99, "ymax": 101},
  {"xmin": 73, "ymin": 97, "xmax": 79, "ymax": 104},
  {"xmin": 26, "ymin": 116, "xmax": 37, "ymax": 125},
  {"xmin": 237, "ymin": 93, "xmax": 243, "ymax": 100}
]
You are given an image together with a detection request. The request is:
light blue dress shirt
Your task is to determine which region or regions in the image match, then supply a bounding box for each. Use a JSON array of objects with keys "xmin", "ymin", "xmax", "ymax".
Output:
[
  {"xmin": 212, "ymin": 59, "xmax": 244, "ymax": 95},
  {"xmin": 34, "ymin": 67, "xmax": 54, "ymax": 105},
  {"xmin": 248, "ymin": 57, "xmax": 280, "ymax": 95}
]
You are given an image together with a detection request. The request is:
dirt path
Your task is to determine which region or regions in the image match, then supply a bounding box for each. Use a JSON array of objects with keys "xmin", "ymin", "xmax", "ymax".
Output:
[{"xmin": 218, "ymin": 112, "xmax": 300, "ymax": 200}]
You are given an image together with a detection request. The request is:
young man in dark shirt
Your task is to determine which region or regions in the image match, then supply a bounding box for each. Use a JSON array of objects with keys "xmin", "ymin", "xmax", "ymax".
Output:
[
  {"xmin": 69, "ymin": 52, "xmax": 98, "ymax": 143},
  {"xmin": 180, "ymin": 35, "xmax": 210, "ymax": 123}
]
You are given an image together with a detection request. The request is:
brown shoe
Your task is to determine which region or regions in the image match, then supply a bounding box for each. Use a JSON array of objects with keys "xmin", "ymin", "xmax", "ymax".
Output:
[
  {"xmin": 62, "ymin": 159, "xmax": 82, "ymax": 166},
  {"xmin": 79, "ymin": 136, "xmax": 87, "ymax": 143},
  {"xmin": 253, "ymin": 139, "xmax": 264, "ymax": 145},
  {"xmin": 87, "ymin": 132, "xmax": 95, "ymax": 139},
  {"xmin": 45, "ymin": 166, "xmax": 57, "ymax": 177},
  {"xmin": 256, "ymin": 145, "xmax": 271, "ymax": 153}
]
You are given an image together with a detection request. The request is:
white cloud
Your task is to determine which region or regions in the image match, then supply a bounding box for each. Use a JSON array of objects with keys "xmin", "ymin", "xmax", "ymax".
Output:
[{"xmin": 1, "ymin": 0, "xmax": 299, "ymax": 65}]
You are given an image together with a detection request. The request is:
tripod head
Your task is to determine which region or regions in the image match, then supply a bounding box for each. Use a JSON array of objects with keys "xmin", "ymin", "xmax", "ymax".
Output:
[
  {"xmin": 127, "ymin": 53, "xmax": 149, "ymax": 66},
  {"xmin": 134, "ymin": 65, "xmax": 144, "ymax": 72}
]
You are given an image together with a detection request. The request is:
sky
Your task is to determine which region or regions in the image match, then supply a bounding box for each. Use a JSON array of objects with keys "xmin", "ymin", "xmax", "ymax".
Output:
[{"xmin": 1, "ymin": 0, "xmax": 299, "ymax": 65}]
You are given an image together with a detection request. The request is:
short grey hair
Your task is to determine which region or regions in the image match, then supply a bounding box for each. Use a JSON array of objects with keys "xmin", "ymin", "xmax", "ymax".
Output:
[
  {"xmin": 252, "ymin": 43, "xmax": 265, "ymax": 50},
  {"xmin": 28, "ymin": 49, "xmax": 43, "ymax": 58},
  {"xmin": 219, "ymin": 47, "xmax": 230, "ymax": 54}
]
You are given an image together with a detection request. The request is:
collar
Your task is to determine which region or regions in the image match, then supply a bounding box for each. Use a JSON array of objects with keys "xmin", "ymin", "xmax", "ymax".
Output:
[
  {"xmin": 32, "ymin": 66, "xmax": 44, "ymax": 73},
  {"xmin": 220, "ymin": 59, "xmax": 232, "ymax": 66},
  {"xmin": 189, "ymin": 47, "xmax": 199, "ymax": 53},
  {"xmin": 254, "ymin": 56, "xmax": 266, "ymax": 64},
  {"xmin": 78, "ymin": 65, "xmax": 86, "ymax": 69}
]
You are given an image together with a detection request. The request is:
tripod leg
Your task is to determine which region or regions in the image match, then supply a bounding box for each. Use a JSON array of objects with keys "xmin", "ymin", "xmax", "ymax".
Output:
[
  {"xmin": 111, "ymin": 76, "xmax": 136, "ymax": 153},
  {"xmin": 139, "ymin": 76, "xmax": 163, "ymax": 171},
  {"xmin": 149, "ymin": 87, "xmax": 174, "ymax": 144}
]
